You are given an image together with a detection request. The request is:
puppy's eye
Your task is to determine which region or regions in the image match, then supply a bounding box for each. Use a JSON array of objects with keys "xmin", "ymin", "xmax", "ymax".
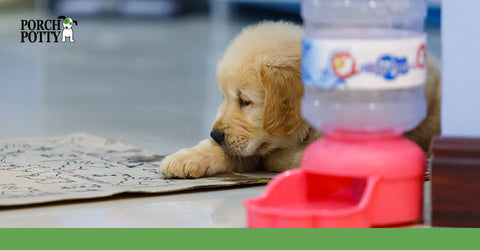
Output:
[{"xmin": 239, "ymin": 98, "xmax": 252, "ymax": 107}]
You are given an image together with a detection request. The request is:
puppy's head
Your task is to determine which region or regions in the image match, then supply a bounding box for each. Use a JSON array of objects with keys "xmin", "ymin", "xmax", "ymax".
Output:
[{"xmin": 212, "ymin": 21, "xmax": 304, "ymax": 157}]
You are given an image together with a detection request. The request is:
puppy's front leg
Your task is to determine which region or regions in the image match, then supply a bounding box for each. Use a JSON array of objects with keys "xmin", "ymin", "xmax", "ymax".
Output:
[{"xmin": 161, "ymin": 139, "xmax": 233, "ymax": 178}]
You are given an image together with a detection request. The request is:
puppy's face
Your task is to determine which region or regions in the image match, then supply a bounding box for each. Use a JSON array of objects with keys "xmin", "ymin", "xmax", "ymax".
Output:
[
  {"xmin": 212, "ymin": 73, "xmax": 267, "ymax": 157},
  {"xmin": 211, "ymin": 22, "xmax": 304, "ymax": 157}
]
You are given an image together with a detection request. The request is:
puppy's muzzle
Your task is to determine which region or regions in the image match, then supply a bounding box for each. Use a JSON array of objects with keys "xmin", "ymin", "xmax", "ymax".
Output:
[{"xmin": 210, "ymin": 130, "xmax": 225, "ymax": 145}]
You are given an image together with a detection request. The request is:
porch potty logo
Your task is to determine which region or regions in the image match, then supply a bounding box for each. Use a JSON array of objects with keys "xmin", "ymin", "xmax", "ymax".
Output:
[{"xmin": 20, "ymin": 16, "xmax": 78, "ymax": 43}]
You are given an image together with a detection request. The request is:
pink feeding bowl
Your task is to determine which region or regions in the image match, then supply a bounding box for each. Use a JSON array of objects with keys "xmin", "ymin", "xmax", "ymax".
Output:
[{"xmin": 244, "ymin": 132, "xmax": 426, "ymax": 228}]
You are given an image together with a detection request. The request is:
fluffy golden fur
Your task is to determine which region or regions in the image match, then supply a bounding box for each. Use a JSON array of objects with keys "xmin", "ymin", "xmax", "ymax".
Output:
[{"xmin": 161, "ymin": 21, "xmax": 441, "ymax": 178}]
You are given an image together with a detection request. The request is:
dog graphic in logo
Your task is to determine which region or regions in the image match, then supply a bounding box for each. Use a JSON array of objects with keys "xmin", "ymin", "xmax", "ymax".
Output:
[{"xmin": 58, "ymin": 16, "xmax": 77, "ymax": 43}]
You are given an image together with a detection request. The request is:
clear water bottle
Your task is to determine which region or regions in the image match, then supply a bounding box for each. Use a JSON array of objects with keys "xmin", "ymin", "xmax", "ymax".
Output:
[{"xmin": 301, "ymin": 0, "xmax": 428, "ymax": 135}]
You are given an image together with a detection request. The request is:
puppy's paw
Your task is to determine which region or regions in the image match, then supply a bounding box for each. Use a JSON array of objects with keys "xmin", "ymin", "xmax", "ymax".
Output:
[{"xmin": 161, "ymin": 144, "xmax": 229, "ymax": 178}]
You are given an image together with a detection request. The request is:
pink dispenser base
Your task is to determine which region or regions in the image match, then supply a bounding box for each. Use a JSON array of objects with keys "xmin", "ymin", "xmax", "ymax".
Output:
[{"xmin": 244, "ymin": 132, "xmax": 426, "ymax": 228}]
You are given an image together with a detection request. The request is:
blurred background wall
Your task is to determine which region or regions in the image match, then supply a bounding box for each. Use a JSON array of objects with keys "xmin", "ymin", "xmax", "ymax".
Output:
[{"xmin": 442, "ymin": 0, "xmax": 480, "ymax": 137}]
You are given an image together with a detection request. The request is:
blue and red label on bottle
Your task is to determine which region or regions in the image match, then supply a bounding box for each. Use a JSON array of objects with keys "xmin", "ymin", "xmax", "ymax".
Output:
[{"xmin": 302, "ymin": 35, "xmax": 427, "ymax": 90}]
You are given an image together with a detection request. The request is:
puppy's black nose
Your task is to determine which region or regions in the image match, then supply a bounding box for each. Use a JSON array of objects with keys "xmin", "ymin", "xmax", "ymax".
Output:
[{"xmin": 210, "ymin": 130, "xmax": 225, "ymax": 145}]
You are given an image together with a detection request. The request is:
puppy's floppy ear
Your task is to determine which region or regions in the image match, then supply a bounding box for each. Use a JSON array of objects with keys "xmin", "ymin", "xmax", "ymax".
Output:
[
  {"xmin": 73, "ymin": 20, "xmax": 78, "ymax": 25},
  {"xmin": 57, "ymin": 16, "xmax": 66, "ymax": 20},
  {"xmin": 260, "ymin": 61, "xmax": 304, "ymax": 136}
]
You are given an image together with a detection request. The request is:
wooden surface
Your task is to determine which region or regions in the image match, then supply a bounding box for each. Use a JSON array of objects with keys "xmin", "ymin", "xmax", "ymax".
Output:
[{"xmin": 430, "ymin": 136, "xmax": 480, "ymax": 227}]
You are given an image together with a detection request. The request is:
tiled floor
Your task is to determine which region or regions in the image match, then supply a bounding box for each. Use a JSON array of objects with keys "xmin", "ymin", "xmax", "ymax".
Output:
[{"xmin": 0, "ymin": 7, "xmax": 441, "ymax": 227}]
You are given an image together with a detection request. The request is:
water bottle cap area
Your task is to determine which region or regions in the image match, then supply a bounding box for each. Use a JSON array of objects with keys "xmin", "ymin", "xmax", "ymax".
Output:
[{"xmin": 302, "ymin": 0, "xmax": 427, "ymax": 32}]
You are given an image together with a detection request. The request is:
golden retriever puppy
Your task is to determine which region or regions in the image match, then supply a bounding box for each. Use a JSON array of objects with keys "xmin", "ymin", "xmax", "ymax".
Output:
[{"xmin": 161, "ymin": 21, "xmax": 441, "ymax": 178}]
